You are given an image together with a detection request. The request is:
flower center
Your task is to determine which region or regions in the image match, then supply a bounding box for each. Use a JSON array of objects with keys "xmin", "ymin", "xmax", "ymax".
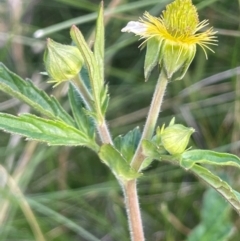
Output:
[{"xmin": 162, "ymin": 0, "xmax": 199, "ymax": 38}]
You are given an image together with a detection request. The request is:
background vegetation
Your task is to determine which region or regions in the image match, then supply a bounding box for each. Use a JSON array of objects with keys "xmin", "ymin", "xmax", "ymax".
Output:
[{"xmin": 0, "ymin": 0, "xmax": 240, "ymax": 240}]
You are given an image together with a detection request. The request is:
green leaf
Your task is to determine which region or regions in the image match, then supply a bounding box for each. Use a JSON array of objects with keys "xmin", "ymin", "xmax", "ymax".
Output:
[
  {"xmin": 141, "ymin": 139, "xmax": 170, "ymax": 170},
  {"xmin": 0, "ymin": 63, "xmax": 74, "ymax": 126},
  {"xmin": 94, "ymin": 1, "xmax": 104, "ymax": 85},
  {"xmin": 68, "ymin": 83, "xmax": 95, "ymax": 139},
  {"xmin": 181, "ymin": 149, "xmax": 240, "ymax": 170},
  {"xmin": 142, "ymin": 140, "xmax": 158, "ymax": 159},
  {"xmin": 70, "ymin": 26, "xmax": 103, "ymax": 117},
  {"xmin": 114, "ymin": 127, "xmax": 141, "ymax": 163},
  {"xmin": 70, "ymin": 26, "xmax": 96, "ymax": 78},
  {"xmin": 190, "ymin": 164, "xmax": 240, "ymax": 215},
  {"xmin": 100, "ymin": 85, "xmax": 109, "ymax": 115},
  {"xmin": 144, "ymin": 38, "xmax": 160, "ymax": 81},
  {"xmin": 0, "ymin": 113, "xmax": 97, "ymax": 149},
  {"xmin": 187, "ymin": 188, "xmax": 233, "ymax": 241},
  {"xmin": 142, "ymin": 140, "xmax": 240, "ymax": 215},
  {"xmin": 94, "ymin": 2, "xmax": 109, "ymax": 116},
  {"xmin": 80, "ymin": 67, "xmax": 91, "ymax": 91},
  {"xmin": 99, "ymin": 144, "xmax": 141, "ymax": 181}
]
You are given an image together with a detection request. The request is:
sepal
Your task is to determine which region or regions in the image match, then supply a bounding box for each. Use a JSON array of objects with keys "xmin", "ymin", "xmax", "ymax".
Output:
[{"xmin": 144, "ymin": 38, "xmax": 161, "ymax": 81}]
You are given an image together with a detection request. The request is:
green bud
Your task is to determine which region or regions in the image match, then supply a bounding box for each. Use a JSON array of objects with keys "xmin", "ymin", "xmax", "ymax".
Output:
[
  {"xmin": 161, "ymin": 124, "xmax": 195, "ymax": 155},
  {"xmin": 44, "ymin": 38, "xmax": 84, "ymax": 86}
]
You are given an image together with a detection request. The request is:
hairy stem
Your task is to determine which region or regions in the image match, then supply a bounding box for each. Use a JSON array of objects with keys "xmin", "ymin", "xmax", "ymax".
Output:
[
  {"xmin": 72, "ymin": 75, "xmax": 93, "ymax": 110},
  {"xmin": 97, "ymin": 120, "xmax": 113, "ymax": 144},
  {"xmin": 123, "ymin": 72, "xmax": 169, "ymax": 241},
  {"xmin": 131, "ymin": 71, "xmax": 169, "ymax": 171},
  {"xmin": 72, "ymin": 75, "xmax": 112, "ymax": 145},
  {"xmin": 123, "ymin": 180, "xmax": 145, "ymax": 241}
]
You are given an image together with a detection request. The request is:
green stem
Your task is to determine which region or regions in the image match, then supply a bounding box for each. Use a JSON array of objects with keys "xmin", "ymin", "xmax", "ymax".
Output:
[
  {"xmin": 72, "ymin": 75, "xmax": 113, "ymax": 145},
  {"xmin": 123, "ymin": 71, "xmax": 169, "ymax": 241},
  {"xmin": 123, "ymin": 180, "xmax": 145, "ymax": 241},
  {"xmin": 131, "ymin": 71, "xmax": 169, "ymax": 171},
  {"xmin": 71, "ymin": 75, "xmax": 93, "ymax": 110},
  {"xmin": 97, "ymin": 120, "xmax": 113, "ymax": 144}
]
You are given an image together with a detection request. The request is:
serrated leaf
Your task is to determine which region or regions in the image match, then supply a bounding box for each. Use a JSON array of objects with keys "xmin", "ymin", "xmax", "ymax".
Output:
[
  {"xmin": 114, "ymin": 127, "xmax": 141, "ymax": 163},
  {"xmin": 0, "ymin": 113, "xmax": 97, "ymax": 149},
  {"xmin": 99, "ymin": 144, "xmax": 141, "ymax": 181},
  {"xmin": 142, "ymin": 140, "xmax": 240, "ymax": 215},
  {"xmin": 181, "ymin": 150, "xmax": 240, "ymax": 170},
  {"xmin": 190, "ymin": 164, "xmax": 240, "ymax": 215},
  {"xmin": 68, "ymin": 83, "xmax": 95, "ymax": 139},
  {"xmin": 187, "ymin": 188, "xmax": 233, "ymax": 241},
  {"xmin": 144, "ymin": 38, "xmax": 160, "ymax": 81},
  {"xmin": 0, "ymin": 63, "xmax": 74, "ymax": 126},
  {"xmin": 94, "ymin": 1, "xmax": 104, "ymax": 85}
]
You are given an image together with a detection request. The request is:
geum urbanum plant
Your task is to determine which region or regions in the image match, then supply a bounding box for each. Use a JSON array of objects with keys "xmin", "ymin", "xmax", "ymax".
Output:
[{"xmin": 0, "ymin": 0, "xmax": 240, "ymax": 240}]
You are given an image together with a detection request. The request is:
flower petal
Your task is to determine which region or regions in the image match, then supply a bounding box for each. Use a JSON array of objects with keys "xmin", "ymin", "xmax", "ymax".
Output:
[{"xmin": 121, "ymin": 21, "xmax": 147, "ymax": 34}]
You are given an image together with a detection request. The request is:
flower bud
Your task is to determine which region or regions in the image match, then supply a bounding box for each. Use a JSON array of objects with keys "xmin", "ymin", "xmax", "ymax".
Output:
[
  {"xmin": 44, "ymin": 38, "xmax": 84, "ymax": 86},
  {"xmin": 161, "ymin": 124, "xmax": 194, "ymax": 155}
]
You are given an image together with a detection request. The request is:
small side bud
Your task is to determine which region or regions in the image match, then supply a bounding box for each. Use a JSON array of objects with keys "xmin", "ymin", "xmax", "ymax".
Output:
[
  {"xmin": 161, "ymin": 124, "xmax": 195, "ymax": 155},
  {"xmin": 44, "ymin": 38, "xmax": 84, "ymax": 86}
]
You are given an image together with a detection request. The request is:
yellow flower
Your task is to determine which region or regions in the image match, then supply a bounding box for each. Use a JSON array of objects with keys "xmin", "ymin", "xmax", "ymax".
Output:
[{"xmin": 121, "ymin": 0, "xmax": 217, "ymax": 80}]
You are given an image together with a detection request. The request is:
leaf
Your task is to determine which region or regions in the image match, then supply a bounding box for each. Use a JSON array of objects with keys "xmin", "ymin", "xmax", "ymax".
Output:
[
  {"xmin": 142, "ymin": 140, "xmax": 240, "ymax": 215},
  {"xmin": 68, "ymin": 83, "xmax": 95, "ymax": 139},
  {"xmin": 70, "ymin": 26, "xmax": 96, "ymax": 78},
  {"xmin": 0, "ymin": 63, "xmax": 74, "ymax": 126},
  {"xmin": 190, "ymin": 164, "xmax": 240, "ymax": 215},
  {"xmin": 100, "ymin": 85, "xmax": 109, "ymax": 115},
  {"xmin": 99, "ymin": 144, "xmax": 141, "ymax": 181},
  {"xmin": 70, "ymin": 26, "xmax": 103, "ymax": 116},
  {"xmin": 0, "ymin": 113, "xmax": 98, "ymax": 149},
  {"xmin": 80, "ymin": 67, "xmax": 91, "ymax": 91},
  {"xmin": 144, "ymin": 38, "xmax": 161, "ymax": 81},
  {"xmin": 141, "ymin": 139, "xmax": 170, "ymax": 170},
  {"xmin": 142, "ymin": 140, "xmax": 158, "ymax": 159},
  {"xmin": 181, "ymin": 149, "xmax": 240, "ymax": 170},
  {"xmin": 94, "ymin": 3, "xmax": 109, "ymax": 116},
  {"xmin": 94, "ymin": 1, "xmax": 104, "ymax": 85},
  {"xmin": 114, "ymin": 127, "xmax": 141, "ymax": 163},
  {"xmin": 187, "ymin": 188, "xmax": 234, "ymax": 241}
]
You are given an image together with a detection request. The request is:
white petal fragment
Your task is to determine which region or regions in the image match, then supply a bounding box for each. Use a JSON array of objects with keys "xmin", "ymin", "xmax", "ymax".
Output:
[{"xmin": 121, "ymin": 21, "xmax": 147, "ymax": 35}]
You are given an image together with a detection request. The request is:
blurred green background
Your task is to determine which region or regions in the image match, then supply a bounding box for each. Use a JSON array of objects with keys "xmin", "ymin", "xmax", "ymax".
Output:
[{"xmin": 0, "ymin": 0, "xmax": 240, "ymax": 240}]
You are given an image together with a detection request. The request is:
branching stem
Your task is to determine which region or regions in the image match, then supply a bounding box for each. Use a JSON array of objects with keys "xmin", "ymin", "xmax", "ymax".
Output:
[
  {"xmin": 131, "ymin": 71, "xmax": 169, "ymax": 171},
  {"xmin": 123, "ymin": 71, "xmax": 169, "ymax": 241},
  {"xmin": 72, "ymin": 75, "xmax": 113, "ymax": 145}
]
